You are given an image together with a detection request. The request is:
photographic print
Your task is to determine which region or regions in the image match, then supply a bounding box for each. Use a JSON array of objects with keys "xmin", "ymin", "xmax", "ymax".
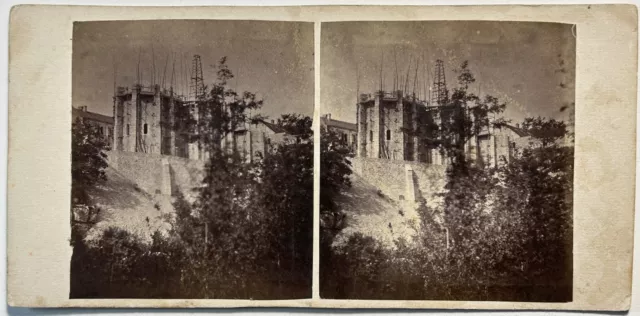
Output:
[
  {"xmin": 320, "ymin": 21, "xmax": 575, "ymax": 301},
  {"xmin": 7, "ymin": 4, "xmax": 636, "ymax": 309},
  {"xmin": 70, "ymin": 20, "xmax": 314, "ymax": 299}
]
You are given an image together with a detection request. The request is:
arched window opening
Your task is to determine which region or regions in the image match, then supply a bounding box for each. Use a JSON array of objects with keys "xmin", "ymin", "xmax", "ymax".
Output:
[
  {"xmin": 386, "ymin": 129, "xmax": 391, "ymax": 140},
  {"xmin": 369, "ymin": 130, "xmax": 373, "ymax": 141},
  {"xmin": 143, "ymin": 123, "xmax": 148, "ymax": 135}
]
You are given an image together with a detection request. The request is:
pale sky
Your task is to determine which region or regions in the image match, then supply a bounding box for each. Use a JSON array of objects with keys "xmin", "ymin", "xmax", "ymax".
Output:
[
  {"xmin": 73, "ymin": 20, "xmax": 314, "ymax": 118},
  {"xmin": 321, "ymin": 21, "xmax": 576, "ymax": 125}
]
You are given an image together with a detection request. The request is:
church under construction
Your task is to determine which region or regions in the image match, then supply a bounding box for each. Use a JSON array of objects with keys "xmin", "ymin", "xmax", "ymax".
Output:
[
  {"xmin": 112, "ymin": 55, "xmax": 293, "ymax": 163},
  {"xmin": 356, "ymin": 60, "xmax": 527, "ymax": 168}
]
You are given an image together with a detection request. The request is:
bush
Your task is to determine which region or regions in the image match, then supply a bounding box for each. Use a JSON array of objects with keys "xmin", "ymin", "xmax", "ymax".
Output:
[{"xmin": 320, "ymin": 127, "xmax": 573, "ymax": 301}]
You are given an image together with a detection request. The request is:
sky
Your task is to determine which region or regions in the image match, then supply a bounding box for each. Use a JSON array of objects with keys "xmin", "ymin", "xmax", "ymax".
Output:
[
  {"xmin": 321, "ymin": 21, "xmax": 576, "ymax": 125},
  {"xmin": 73, "ymin": 20, "xmax": 314, "ymax": 118}
]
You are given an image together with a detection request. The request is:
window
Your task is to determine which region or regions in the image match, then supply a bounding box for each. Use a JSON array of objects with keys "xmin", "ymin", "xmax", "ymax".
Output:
[
  {"xmin": 370, "ymin": 130, "xmax": 373, "ymax": 141},
  {"xmin": 144, "ymin": 123, "xmax": 148, "ymax": 135},
  {"xmin": 126, "ymin": 124, "xmax": 130, "ymax": 136},
  {"xmin": 386, "ymin": 129, "xmax": 391, "ymax": 140}
]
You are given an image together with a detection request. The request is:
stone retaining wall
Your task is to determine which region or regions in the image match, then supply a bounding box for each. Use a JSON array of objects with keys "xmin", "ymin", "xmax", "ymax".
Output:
[
  {"xmin": 351, "ymin": 157, "xmax": 447, "ymax": 207},
  {"xmin": 107, "ymin": 150, "xmax": 205, "ymax": 200}
]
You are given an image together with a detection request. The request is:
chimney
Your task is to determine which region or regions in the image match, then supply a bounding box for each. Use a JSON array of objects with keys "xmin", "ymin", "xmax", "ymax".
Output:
[
  {"xmin": 82, "ymin": 106, "xmax": 87, "ymax": 112},
  {"xmin": 327, "ymin": 113, "xmax": 331, "ymax": 121},
  {"xmin": 271, "ymin": 119, "xmax": 274, "ymax": 124}
]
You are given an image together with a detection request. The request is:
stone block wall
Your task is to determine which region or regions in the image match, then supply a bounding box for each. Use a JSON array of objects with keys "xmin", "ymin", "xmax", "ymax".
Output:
[
  {"xmin": 351, "ymin": 157, "xmax": 447, "ymax": 206},
  {"xmin": 165, "ymin": 155, "xmax": 206, "ymax": 202},
  {"xmin": 107, "ymin": 150, "xmax": 205, "ymax": 200},
  {"xmin": 107, "ymin": 150, "xmax": 164, "ymax": 195},
  {"xmin": 409, "ymin": 160, "xmax": 448, "ymax": 209}
]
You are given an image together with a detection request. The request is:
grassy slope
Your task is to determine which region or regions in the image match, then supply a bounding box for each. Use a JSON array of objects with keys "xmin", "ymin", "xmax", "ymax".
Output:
[
  {"xmin": 83, "ymin": 166, "xmax": 174, "ymax": 245},
  {"xmin": 332, "ymin": 173, "xmax": 420, "ymax": 249}
]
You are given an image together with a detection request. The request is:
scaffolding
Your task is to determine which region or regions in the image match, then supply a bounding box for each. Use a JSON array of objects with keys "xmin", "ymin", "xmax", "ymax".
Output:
[
  {"xmin": 190, "ymin": 55, "xmax": 206, "ymax": 102},
  {"xmin": 431, "ymin": 59, "xmax": 448, "ymax": 106}
]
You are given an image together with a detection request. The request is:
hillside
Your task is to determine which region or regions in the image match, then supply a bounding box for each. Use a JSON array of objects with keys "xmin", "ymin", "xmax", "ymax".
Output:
[
  {"xmin": 332, "ymin": 173, "xmax": 421, "ymax": 249},
  {"xmin": 82, "ymin": 166, "xmax": 174, "ymax": 245}
]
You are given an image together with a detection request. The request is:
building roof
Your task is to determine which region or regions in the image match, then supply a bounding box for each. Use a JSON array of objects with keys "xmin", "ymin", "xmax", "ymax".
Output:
[
  {"xmin": 321, "ymin": 116, "xmax": 356, "ymax": 131},
  {"xmin": 500, "ymin": 123, "xmax": 565, "ymax": 139},
  {"xmin": 72, "ymin": 107, "xmax": 114, "ymax": 125},
  {"xmin": 255, "ymin": 119, "xmax": 287, "ymax": 134},
  {"xmin": 501, "ymin": 124, "xmax": 530, "ymax": 137}
]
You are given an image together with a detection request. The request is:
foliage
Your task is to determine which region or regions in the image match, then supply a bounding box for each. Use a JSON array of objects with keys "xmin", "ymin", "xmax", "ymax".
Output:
[
  {"xmin": 318, "ymin": 124, "xmax": 358, "ymax": 298},
  {"xmin": 259, "ymin": 137, "xmax": 314, "ymax": 296},
  {"xmin": 71, "ymin": 59, "xmax": 313, "ymax": 299},
  {"xmin": 410, "ymin": 61, "xmax": 508, "ymax": 170},
  {"xmin": 71, "ymin": 117, "xmax": 110, "ymax": 249},
  {"xmin": 70, "ymin": 227, "xmax": 181, "ymax": 298},
  {"xmin": 71, "ymin": 117, "xmax": 109, "ymax": 202},
  {"xmin": 277, "ymin": 113, "xmax": 313, "ymax": 140},
  {"xmin": 519, "ymin": 116, "xmax": 568, "ymax": 148},
  {"xmin": 72, "ymin": 134, "xmax": 315, "ymax": 298},
  {"xmin": 322, "ymin": 130, "xmax": 573, "ymax": 300},
  {"xmin": 319, "ymin": 125, "xmax": 353, "ymax": 235},
  {"xmin": 322, "ymin": 64, "xmax": 573, "ymax": 302},
  {"xmin": 192, "ymin": 56, "xmax": 263, "ymax": 153}
]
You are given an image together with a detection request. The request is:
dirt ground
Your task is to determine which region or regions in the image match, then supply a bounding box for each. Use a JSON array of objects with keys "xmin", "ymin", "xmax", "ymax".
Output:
[
  {"xmin": 332, "ymin": 173, "xmax": 421, "ymax": 249},
  {"xmin": 83, "ymin": 167, "xmax": 174, "ymax": 245}
]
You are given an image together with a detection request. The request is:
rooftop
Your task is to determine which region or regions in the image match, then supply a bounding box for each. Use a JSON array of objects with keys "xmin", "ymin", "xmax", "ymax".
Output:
[
  {"xmin": 256, "ymin": 119, "xmax": 287, "ymax": 134},
  {"xmin": 321, "ymin": 115, "xmax": 356, "ymax": 131},
  {"xmin": 72, "ymin": 107, "xmax": 114, "ymax": 124},
  {"xmin": 500, "ymin": 123, "xmax": 565, "ymax": 139}
]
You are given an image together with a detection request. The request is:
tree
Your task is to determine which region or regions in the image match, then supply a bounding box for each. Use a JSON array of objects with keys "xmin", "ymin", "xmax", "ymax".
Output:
[
  {"xmin": 519, "ymin": 116, "xmax": 567, "ymax": 148},
  {"xmin": 319, "ymin": 124, "xmax": 356, "ymax": 298},
  {"xmin": 277, "ymin": 113, "xmax": 313, "ymax": 140},
  {"xmin": 259, "ymin": 121, "xmax": 314, "ymax": 297},
  {"xmin": 193, "ymin": 56, "xmax": 263, "ymax": 155},
  {"xmin": 71, "ymin": 116, "xmax": 110, "ymax": 245},
  {"xmin": 408, "ymin": 61, "xmax": 507, "ymax": 172},
  {"xmin": 494, "ymin": 124, "xmax": 573, "ymax": 286},
  {"xmin": 430, "ymin": 115, "xmax": 573, "ymax": 298},
  {"xmin": 319, "ymin": 125, "xmax": 353, "ymax": 234},
  {"xmin": 171, "ymin": 59, "xmax": 314, "ymax": 299},
  {"xmin": 71, "ymin": 117, "xmax": 109, "ymax": 202}
]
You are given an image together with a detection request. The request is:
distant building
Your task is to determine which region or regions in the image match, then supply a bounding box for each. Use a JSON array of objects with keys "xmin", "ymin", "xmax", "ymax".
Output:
[
  {"xmin": 225, "ymin": 119, "xmax": 295, "ymax": 163},
  {"xmin": 321, "ymin": 114, "xmax": 357, "ymax": 152},
  {"xmin": 356, "ymin": 90, "xmax": 532, "ymax": 167},
  {"xmin": 113, "ymin": 84, "xmax": 293, "ymax": 162},
  {"xmin": 72, "ymin": 106, "xmax": 114, "ymax": 148},
  {"xmin": 113, "ymin": 85, "xmax": 194, "ymax": 159}
]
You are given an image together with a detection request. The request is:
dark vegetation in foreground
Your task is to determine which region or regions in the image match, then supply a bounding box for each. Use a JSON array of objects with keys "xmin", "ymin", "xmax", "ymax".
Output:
[
  {"xmin": 70, "ymin": 58, "xmax": 313, "ymax": 299},
  {"xmin": 320, "ymin": 145, "xmax": 573, "ymax": 301},
  {"xmin": 320, "ymin": 61, "xmax": 573, "ymax": 302}
]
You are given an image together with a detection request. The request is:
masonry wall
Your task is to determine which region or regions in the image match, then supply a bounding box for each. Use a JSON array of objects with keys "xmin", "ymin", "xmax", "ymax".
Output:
[
  {"xmin": 138, "ymin": 92, "xmax": 162, "ymax": 154},
  {"xmin": 351, "ymin": 157, "xmax": 447, "ymax": 207},
  {"xmin": 381, "ymin": 100, "xmax": 404, "ymax": 160},
  {"xmin": 107, "ymin": 150, "xmax": 205, "ymax": 202},
  {"xmin": 165, "ymin": 154, "xmax": 206, "ymax": 202}
]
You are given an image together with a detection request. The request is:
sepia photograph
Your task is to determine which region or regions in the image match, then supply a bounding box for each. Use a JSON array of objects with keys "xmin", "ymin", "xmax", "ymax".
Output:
[
  {"xmin": 320, "ymin": 21, "xmax": 575, "ymax": 301},
  {"xmin": 6, "ymin": 4, "xmax": 636, "ymax": 310},
  {"xmin": 70, "ymin": 20, "xmax": 314, "ymax": 299}
]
